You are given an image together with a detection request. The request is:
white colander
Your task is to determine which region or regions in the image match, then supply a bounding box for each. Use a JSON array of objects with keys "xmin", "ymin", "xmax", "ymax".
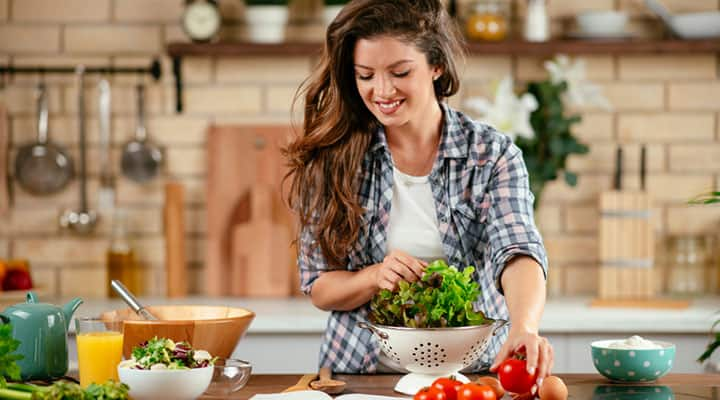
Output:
[{"xmin": 359, "ymin": 319, "xmax": 507, "ymax": 395}]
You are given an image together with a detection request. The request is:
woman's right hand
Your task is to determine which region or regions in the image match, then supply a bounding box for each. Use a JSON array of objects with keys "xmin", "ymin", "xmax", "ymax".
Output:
[{"xmin": 374, "ymin": 250, "xmax": 427, "ymax": 291}]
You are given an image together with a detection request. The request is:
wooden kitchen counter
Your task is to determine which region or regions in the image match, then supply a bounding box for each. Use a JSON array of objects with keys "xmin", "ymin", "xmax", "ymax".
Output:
[{"xmin": 221, "ymin": 373, "xmax": 720, "ymax": 399}]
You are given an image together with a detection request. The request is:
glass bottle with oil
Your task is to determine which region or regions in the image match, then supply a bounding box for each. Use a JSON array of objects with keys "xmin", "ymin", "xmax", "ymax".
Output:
[{"xmin": 107, "ymin": 209, "xmax": 141, "ymax": 297}]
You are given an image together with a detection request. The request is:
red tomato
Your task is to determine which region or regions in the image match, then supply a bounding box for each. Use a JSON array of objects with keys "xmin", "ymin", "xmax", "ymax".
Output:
[
  {"xmin": 456, "ymin": 383, "xmax": 496, "ymax": 400},
  {"xmin": 431, "ymin": 377, "xmax": 462, "ymax": 400},
  {"xmin": 414, "ymin": 386, "xmax": 447, "ymax": 400},
  {"xmin": 497, "ymin": 358, "xmax": 538, "ymax": 394}
]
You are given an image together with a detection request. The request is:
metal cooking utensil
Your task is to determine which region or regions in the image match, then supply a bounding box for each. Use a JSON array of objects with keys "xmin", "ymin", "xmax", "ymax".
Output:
[
  {"xmin": 120, "ymin": 83, "xmax": 162, "ymax": 183},
  {"xmin": 97, "ymin": 78, "xmax": 115, "ymax": 212},
  {"xmin": 14, "ymin": 81, "xmax": 74, "ymax": 195},
  {"xmin": 110, "ymin": 279, "xmax": 158, "ymax": 320},
  {"xmin": 59, "ymin": 65, "xmax": 97, "ymax": 234}
]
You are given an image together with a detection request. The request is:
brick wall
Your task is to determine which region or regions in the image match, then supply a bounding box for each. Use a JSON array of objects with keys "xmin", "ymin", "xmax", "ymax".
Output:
[{"xmin": 0, "ymin": 0, "xmax": 718, "ymax": 299}]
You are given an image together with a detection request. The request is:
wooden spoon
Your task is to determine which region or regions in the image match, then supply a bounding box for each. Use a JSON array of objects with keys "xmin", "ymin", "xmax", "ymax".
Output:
[
  {"xmin": 310, "ymin": 367, "xmax": 346, "ymax": 394},
  {"xmin": 282, "ymin": 373, "xmax": 318, "ymax": 392}
]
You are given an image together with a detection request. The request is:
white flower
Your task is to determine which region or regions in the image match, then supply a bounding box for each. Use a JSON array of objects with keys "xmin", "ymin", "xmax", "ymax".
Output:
[
  {"xmin": 544, "ymin": 54, "xmax": 612, "ymax": 110},
  {"xmin": 464, "ymin": 76, "xmax": 538, "ymax": 141}
]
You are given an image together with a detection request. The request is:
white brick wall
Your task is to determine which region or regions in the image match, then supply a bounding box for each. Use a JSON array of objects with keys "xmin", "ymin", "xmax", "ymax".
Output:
[{"xmin": 0, "ymin": 0, "xmax": 718, "ymax": 298}]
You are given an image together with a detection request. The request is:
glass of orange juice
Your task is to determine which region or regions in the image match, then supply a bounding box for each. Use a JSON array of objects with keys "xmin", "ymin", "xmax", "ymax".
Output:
[{"xmin": 75, "ymin": 317, "xmax": 124, "ymax": 387}]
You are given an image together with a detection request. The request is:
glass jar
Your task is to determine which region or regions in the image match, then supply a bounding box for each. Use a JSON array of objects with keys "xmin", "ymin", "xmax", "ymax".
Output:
[
  {"xmin": 106, "ymin": 209, "xmax": 142, "ymax": 298},
  {"xmin": 666, "ymin": 234, "xmax": 709, "ymax": 296},
  {"xmin": 465, "ymin": 1, "xmax": 509, "ymax": 41}
]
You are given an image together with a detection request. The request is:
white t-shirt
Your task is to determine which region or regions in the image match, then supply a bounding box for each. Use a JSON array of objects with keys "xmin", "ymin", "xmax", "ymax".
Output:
[
  {"xmin": 385, "ymin": 167, "xmax": 445, "ymax": 263},
  {"xmin": 380, "ymin": 166, "xmax": 446, "ymax": 372}
]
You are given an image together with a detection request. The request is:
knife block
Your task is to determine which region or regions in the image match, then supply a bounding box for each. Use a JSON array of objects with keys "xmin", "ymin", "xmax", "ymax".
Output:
[{"xmin": 598, "ymin": 190, "xmax": 656, "ymax": 300}]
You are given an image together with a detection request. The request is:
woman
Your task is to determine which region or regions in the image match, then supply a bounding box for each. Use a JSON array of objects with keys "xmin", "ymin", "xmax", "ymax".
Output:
[{"xmin": 284, "ymin": 0, "xmax": 553, "ymax": 386}]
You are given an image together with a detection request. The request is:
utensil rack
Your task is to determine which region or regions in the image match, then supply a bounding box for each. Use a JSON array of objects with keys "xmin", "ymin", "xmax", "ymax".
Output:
[{"xmin": 0, "ymin": 58, "xmax": 162, "ymax": 84}]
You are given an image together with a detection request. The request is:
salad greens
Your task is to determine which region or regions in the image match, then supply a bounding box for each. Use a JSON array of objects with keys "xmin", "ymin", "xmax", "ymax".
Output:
[
  {"xmin": 122, "ymin": 337, "xmax": 214, "ymax": 370},
  {"xmin": 1, "ymin": 379, "xmax": 127, "ymax": 400},
  {"xmin": 0, "ymin": 324, "xmax": 22, "ymax": 386},
  {"xmin": 369, "ymin": 259, "xmax": 488, "ymax": 328}
]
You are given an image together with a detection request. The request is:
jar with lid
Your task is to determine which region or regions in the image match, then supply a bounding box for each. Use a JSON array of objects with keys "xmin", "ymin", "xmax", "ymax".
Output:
[
  {"xmin": 465, "ymin": 0, "xmax": 509, "ymax": 41},
  {"xmin": 666, "ymin": 234, "xmax": 709, "ymax": 296}
]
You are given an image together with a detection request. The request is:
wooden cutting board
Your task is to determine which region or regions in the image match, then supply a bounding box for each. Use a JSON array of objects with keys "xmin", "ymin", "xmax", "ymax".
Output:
[
  {"xmin": 205, "ymin": 125, "xmax": 299, "ymax": 297},
  {"xmin": 0, "ymin": 104, "xmax": 9, "ymax": 216},
  {"xmin": 165, "ymin": 181, "xmax": 187, "ymax": 298}
]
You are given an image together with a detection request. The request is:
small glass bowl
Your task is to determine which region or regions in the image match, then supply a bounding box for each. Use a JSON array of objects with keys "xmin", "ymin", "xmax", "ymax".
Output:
[{"xmin": 203, "ymin": 358, "xmax": 252, "ymax": 397}]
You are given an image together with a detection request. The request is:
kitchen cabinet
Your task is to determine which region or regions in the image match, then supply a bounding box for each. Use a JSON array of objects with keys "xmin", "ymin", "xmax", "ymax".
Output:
[{"xmin": 66, "ymin": 296, "xmax": 719, "ymax": 375}]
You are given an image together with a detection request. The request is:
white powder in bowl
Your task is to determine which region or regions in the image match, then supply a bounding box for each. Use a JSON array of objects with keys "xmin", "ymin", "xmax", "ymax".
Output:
[{"xmin": 607, "ymin": 335, "xmax": 662, "ymax": 350}]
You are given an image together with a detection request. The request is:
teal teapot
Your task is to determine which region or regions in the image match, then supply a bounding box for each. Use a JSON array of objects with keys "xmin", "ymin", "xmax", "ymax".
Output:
[{"xmin": 0, "ymin": 292, "xmax": 82, "ymax": 380}]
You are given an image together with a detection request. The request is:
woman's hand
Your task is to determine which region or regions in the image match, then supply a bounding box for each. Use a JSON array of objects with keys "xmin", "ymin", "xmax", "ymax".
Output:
[
  {"xmin": 374, "ymin": 250, "xmax": 427, "ymax": 291},
  {"xmin": 489, "ymin": 328, "xmax": 554, "ymax": 393}
]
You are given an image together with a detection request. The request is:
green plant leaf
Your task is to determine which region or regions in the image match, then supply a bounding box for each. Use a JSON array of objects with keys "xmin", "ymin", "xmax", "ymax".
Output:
[
  {"xmin": 564, "ymin": 171, "xmax": 578, "ymax": 186},
  {"xmin": 689, "ymin": 191, "xmax": 720, "ymax": 205},
  {"xmin": 0, "ymin": 324, "xmax": 22, "ymax": 385}
]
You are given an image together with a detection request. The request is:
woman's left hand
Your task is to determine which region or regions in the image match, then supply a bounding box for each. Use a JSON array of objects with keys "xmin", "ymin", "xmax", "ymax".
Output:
[{"xmin": 489, "ymin": 328, "xmax": 554, "ymax": 392}]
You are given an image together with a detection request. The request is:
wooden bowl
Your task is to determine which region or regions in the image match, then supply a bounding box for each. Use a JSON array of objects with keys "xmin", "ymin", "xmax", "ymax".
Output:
[{"xmin": 100, "ymin": 305, "xmax": 255, "ymax": 359}]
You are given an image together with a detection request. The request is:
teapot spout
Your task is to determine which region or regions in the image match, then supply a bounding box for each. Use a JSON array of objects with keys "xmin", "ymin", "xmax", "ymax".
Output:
[{"xmin": 62, "ymin": 297, "xmax": 83, "ymax": 329}]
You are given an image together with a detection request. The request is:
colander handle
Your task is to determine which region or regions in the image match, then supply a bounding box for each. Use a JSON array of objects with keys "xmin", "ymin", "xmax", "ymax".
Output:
[
  {"xmin": 357, "ymin": 322, "xmax": 389, "ymax": 339},
  {"xmin": 491, "ymin": 319, "xmax": 509, "ymax": 336}
]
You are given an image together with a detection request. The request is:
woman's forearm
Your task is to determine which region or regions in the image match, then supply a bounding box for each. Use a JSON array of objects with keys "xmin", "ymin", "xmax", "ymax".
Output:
[
  {"xmin": 310, "ymin": 264, "xmax": 381, "ymax": 311},
  {"xmin": 500, "ymin": 256, "xmax": 546, "ymax": 334}
]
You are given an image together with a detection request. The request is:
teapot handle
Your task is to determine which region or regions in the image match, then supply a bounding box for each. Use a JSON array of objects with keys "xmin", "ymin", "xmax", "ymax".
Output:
[
  {"xmin": 0, "ymin": 313, "xmax": 8, "ymax": 324},
  {"xmin": 26, "ymin": 291, "xmax": 39, "ymax": 304}
]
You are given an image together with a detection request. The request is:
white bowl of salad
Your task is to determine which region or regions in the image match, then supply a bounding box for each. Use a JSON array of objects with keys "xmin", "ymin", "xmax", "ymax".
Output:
[{"xmin": 118, "ymin": 337, "xmax": 215, "ymax": 400}]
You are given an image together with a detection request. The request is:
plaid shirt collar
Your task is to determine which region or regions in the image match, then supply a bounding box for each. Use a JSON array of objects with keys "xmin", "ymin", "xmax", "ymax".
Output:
[{"xmin": 368, "ymin": 102, "xmax": 470, "ymax": 161}]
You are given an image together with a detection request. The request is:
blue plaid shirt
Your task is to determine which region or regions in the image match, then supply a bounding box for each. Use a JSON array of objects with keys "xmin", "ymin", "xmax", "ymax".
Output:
[{"xmin": 298, "ymin": 103, "xmax": 548, "ymax": 373}]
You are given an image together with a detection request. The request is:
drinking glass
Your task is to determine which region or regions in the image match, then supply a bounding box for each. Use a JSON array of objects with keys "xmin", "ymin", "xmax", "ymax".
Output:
[{"xmin": 75, "ymin": 317, "xmax": 124, "ymax": 387}]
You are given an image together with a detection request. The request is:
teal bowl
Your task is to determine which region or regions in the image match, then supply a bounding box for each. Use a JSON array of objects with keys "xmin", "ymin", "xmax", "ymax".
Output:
[{"xmin": 591, "ymin": 340, "xmax": 675, "ymax": 382}]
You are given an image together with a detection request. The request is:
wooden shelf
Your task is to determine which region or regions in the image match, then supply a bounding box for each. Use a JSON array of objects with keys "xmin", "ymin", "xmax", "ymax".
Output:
[
  {"xmin": 167, "ymin": 38, "xmax": 720, "ymax": 57},
  {"xmin": 165, "ymin": 39, "xmax": 720, "ymax": 113}
]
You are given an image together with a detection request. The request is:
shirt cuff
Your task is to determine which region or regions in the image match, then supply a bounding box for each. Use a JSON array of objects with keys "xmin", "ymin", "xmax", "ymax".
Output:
[{"xmin": 493, "ymin": 242, "xmax": 548, "ymax": 295}]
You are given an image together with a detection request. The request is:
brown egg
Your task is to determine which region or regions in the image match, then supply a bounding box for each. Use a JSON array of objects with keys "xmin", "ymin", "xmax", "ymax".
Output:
[
  {"xmin": 475, "ymin": 376, "xmax": 505, "ymax": 398},
  {"xmin": 539, "ymin": 376, "xmax": 568, "ymax": 400}
]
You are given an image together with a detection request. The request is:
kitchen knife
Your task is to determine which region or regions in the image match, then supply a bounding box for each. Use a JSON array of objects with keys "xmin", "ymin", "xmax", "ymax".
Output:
[
  {"xmin": 614, "ymin": 145, "xmax": 623, "ymax": 191},
  {"xmin": 640, "ymin": 144, "xmax": 646, "ymax": 191}
]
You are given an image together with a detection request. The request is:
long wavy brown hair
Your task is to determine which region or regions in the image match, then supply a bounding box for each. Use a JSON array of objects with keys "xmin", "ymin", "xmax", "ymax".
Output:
[{"xmin": 283, "ymin": 0, "xmax": 465, "ymax": 267}]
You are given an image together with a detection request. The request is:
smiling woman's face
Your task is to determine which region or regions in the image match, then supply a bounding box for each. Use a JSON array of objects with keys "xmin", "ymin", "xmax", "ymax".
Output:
[{"xmin": 353, "ymin": 35, "xmax": 441, "ymax": 129}]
